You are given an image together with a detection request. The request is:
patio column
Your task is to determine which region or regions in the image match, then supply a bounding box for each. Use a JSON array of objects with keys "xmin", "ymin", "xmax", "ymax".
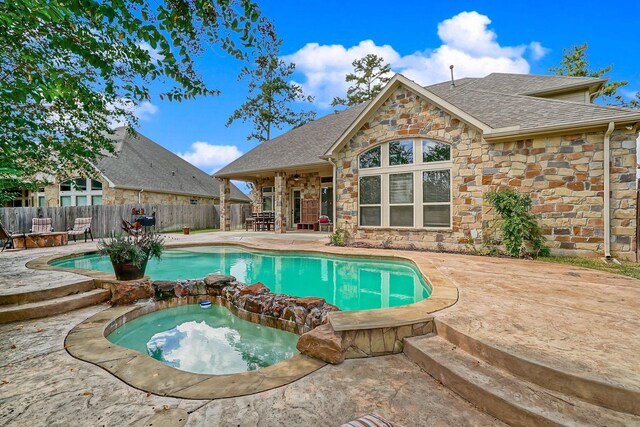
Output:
[
  {"xmin": 274, "ymin": 172, "xmax": 286, "ymax": 233},
  {"xmin": 219, "ymin": 178, "xmax": 231, "ymax": 231}
]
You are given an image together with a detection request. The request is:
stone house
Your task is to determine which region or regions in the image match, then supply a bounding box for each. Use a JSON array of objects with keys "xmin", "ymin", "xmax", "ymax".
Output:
[
  {"xmin": 215, "ymin": 73, "xmax": 640, "ymax": 259},
  {"xmin": 11, "ymin": 127, "xmax": 249, "ymax": 208}
]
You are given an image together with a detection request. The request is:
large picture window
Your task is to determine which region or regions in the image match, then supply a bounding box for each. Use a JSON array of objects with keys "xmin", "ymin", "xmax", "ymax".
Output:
[
  {"xmin": 359, "ymin": 175, "xmax": 381, "ymax": 226},
  {"xmin": 59, "ymin": 177, "xmax": 103, "ymax": 206},
  {"xmin": 358, "ymin": 139, "xmax": 452, "ymax": 229}
]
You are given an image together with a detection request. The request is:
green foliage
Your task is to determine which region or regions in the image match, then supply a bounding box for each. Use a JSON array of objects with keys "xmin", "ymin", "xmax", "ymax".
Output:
[
  {"xmin": 329, "ymin": 227, "xmax": 349, "ymax": 247},
  {"xmin": 549, "ymin": 42, "xmax": 631, "ymax": 106},
  {"xmin": 98, "ymin": 220, "xmax": 165, "ymax": 267},
  {"xmin": 331, "ymin": 54, "xmax": 392, "ymax": 107},
  {"xmin": 227, "ymin": 20, "xmax": 315, "ymax": 142},
  {"xmin": 0, "ymin": 0, "xmax": 263, "ymax": 200},
  {"xmin": 484, "ymin": 189, "xmax": 549, "ymax": 258}
]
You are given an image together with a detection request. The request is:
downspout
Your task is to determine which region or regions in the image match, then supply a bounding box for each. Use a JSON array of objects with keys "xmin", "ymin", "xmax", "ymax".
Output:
[
  {"xmin": 138, "ymin": 188, "xmax": 144, "ymax": 204},
  {"xmin": 328, "ymin": 157, "xmax": 337, "ymax": 228},
  {"xmin": 604, "ymin": 122, "xmax": 615, "ymax": 259}
]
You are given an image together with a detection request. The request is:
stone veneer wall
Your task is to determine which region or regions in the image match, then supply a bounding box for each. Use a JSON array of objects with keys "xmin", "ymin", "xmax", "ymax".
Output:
[
  {"xmin": 334, "ymin": 85, "xmax": 637, "ymax": 258},
  {"xmin": 251, "ymin": 172, "xmax": 324, "ymax": 228},
  {"xmin": 102, "ymin": 187, "xmax": 216, "ymax": 205}
]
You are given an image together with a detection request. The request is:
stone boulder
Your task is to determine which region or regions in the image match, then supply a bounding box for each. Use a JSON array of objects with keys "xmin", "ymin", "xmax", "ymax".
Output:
[
  {"xmin": 240, "ymin": 282, "xmax": 270, "ymax": 296},
  {"xmin": 204, "ymin": 274, "xmax": 235, "ymax": 294},
  {"xmin": 111, "ymin": 279, "xmax": 154, "ymax": 306},
  {"xmin": 296, "ymin": 296, "xmax": 325, "ymax": 309},
  {"xmin": 297, "ymin": 323, "xmax": 345, "ymax": 364},
  {"xmin": 152, "ymin": 281, "xmax": 176, "ymax": 300}
]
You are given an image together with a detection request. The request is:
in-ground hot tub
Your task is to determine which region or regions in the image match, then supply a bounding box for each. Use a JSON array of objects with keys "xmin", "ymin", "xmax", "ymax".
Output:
[
  {"xmin": 52, "ymin": 245, "xmax": 431, "ymax": 311},
  {"xmin": 107, "ymin": 304, "xmax": 299, "ymax": 375}
]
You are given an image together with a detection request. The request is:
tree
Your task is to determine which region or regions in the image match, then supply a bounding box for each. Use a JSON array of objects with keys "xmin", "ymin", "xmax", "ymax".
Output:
[
  {"xmin": 549, "ymin": 42, "xmax": 629, "ymax": 105},
  {"xmin": 0, "ymin": 0, "xmax": 264, "ymax": 201},
  {"xmin": 331, "ymin": 54, "xmax": 392, "ymax": 107},
  {"xmin": 227, "ymin": 20, "xmax": 315, "ymax": 142}
]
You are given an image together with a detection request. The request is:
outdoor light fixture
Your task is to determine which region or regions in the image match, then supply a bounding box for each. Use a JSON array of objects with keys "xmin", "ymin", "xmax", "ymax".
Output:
[{"xmin": 293, "ymin": 172, "xmax": 300, "ymax": 181}]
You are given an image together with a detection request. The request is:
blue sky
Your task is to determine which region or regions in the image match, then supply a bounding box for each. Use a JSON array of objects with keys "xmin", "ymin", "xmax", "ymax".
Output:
[{"xmin": 133, "ymin": 0, "xmax": 640, "ymax": 189}]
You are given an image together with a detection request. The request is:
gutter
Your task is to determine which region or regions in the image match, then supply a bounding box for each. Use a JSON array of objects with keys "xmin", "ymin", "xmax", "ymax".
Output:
[{"xmin": 604, "ymin": 121, "xmax": 615, "ymax": 259}]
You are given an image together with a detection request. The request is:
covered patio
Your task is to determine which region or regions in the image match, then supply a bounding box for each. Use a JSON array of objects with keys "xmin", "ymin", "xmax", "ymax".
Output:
[{"xmin": 217, "ymin": 165, "xmax": 335, "ymax": 233}]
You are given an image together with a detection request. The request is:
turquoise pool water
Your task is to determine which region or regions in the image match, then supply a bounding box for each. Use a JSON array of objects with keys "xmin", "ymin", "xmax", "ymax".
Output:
[
  {"xmin": 107, "ymin": 305, "xmax": 299, "ymax": 375},
  {"xmin": 53, "ymin": 246, "xmax": 430, "ymax": 311}
]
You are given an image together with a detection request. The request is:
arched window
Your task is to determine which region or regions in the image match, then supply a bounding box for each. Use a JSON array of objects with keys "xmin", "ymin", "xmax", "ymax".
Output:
[
  {"xmin": 59, "ymin": 177, "xmax": 103, "ymax": 206},
  {"xmin": 358, "ymin": 139, "xmax": 452, "ymax": 229}
]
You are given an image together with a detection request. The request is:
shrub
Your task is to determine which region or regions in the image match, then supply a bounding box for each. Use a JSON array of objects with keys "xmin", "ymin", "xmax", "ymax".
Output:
[
  {"xmin": 484, "ymin": 189, "xmax": 549, "ymax": 258},
  {"xmin": 98, "ymin": 219, "xmax": 165, "ymax": 267},
  {"xmin": 329, "ymin": 227, "xmax": 350, "ymax": 247}
]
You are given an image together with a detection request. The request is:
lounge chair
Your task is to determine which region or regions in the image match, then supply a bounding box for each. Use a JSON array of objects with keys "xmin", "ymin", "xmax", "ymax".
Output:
[
  {"xmin": 0, "ymin": 221, "xmax": 26, "ymax": 251},
  {"xmin": 29, "ymin": 217, "xmax": 54, "ymax": 234},
  {"xmin": 67, "ymin": 217, "xmax": 93, "ymax": 242}
]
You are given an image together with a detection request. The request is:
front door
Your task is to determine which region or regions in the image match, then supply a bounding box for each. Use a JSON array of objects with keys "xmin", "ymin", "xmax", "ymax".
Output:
[{"xmin": 291, "ymin": 189, "xmax": 302, "ymax": 226}]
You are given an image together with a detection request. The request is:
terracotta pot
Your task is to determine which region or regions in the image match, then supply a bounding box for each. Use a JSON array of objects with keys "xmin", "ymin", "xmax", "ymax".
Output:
[
  {"xmin": 111, "ymin": 257, "xmax": 148, "ymax": 281},
  {"xmin": 183, "ymin": 227, "xmax": 190, "ymax": 235}
]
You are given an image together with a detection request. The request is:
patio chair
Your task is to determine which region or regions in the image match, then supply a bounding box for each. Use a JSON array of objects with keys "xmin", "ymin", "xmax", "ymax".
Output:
[
  {"xmin": 0, "ymin": 221, "xmax": 25, "ymax": 251},
  {"xmin": 67, "ymin": 217, "xmax": 93, "ymax": 242},
  {"xmin": 29, "ymin": 217, "xmax": 54, "ymax": 234}
]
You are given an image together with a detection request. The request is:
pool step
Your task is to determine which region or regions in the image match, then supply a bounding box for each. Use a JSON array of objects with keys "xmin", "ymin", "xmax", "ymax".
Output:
[
  {"xmin": 434, "ymin": 319, "xmax": 640, "ymax": 416},
  {"xmin": 404, "ymin": 334, "xmax": 640, "ymax": 426},
  {"xmin": 0, "ymin": 279, "xmax": 96, "ymax": 306},
  {"xmin": 0, "ymin": 289, "xmax": 111, "ymax": 324}
]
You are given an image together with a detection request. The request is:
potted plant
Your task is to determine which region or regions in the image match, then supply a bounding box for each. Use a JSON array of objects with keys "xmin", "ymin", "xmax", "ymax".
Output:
[{"xmin": 98, "ymin": 220, "xmax": 164, "ymax": 280}]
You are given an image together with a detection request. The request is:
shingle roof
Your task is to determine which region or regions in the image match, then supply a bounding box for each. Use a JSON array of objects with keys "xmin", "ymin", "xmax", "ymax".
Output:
[
  {"xmin": 427, "ymin": 82, "xmax": 640, "ymax": 131},
  {"xmin": 426, "ymin": 73, "xmax": 606, "ymax": 96},
  {"xmin": 215, "ymin": 103, "xmax": 367, "ymax": 177},
  {"xmin": 97, "ymin": 128, "xmax": 249, "ymax": 202}
]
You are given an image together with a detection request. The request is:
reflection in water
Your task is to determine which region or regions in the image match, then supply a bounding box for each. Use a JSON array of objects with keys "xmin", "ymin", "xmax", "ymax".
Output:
[
  {"xmin": 108, "ymin": 305, "xmax": 299, "ymax": 375},
  {"xmin": 55, "ymin": 246, "xmax": 431, "ymax": 311}
]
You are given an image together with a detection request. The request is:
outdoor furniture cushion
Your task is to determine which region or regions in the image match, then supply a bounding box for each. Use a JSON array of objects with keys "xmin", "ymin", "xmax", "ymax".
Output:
[
  {"xmin": 30, "ymin": 218, "xmax": 53, "ymax": 234},
  {"xmin": 342, "ymin": 413, "xmax": 399, "ymax": 427},
  {"xmin": 67, "ymin": 217, "xmax": 93, "ymax": 242}
]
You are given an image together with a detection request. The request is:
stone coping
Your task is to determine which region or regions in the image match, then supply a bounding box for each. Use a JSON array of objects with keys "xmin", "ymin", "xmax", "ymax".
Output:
[
  {"xmin": 31, "ymin": 241, "xmax": 459, "ymax": 331},
  {"xmin": 65, "ymin": 297, "xmax": 326, "ymax": 400}
]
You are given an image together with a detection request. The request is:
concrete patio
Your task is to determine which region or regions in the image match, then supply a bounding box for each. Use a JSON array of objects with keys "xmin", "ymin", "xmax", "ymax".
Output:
[{"xmin": 1, "ymin": 230, "xmax": 639, "ymax": 425}]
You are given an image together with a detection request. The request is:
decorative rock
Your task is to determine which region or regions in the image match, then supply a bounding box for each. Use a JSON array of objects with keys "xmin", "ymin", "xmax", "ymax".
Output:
[
  {"xmin": 153, "ymin": 281, "xmax": 176, "ymax": 300},
  {"xmin": 305, "ymin": 307, "xmax": 323, "ymax": 329},
  {"xmin": 297, "ymin": 323, "xmax": 345, "ymax": 364},
  {"xmin": 204, "ymin": 274, "xmax": 235, "ymax": 286},
  {"xmin": 111, "ymin": 279, "xmax": 154, "ymax": 306},
  {"xmin": 240, "ymin": 282, "xmax": 270, "ymax": 295},
  {"xmin": 296, "ymin": 296, "xmax": 325, "ymax": 309}
]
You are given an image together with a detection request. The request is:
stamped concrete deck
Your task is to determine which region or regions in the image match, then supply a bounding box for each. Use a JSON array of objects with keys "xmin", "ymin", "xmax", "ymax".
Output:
[{"xmin": 1, "ymin": 230, "xmax": 640, "ymax": 425}]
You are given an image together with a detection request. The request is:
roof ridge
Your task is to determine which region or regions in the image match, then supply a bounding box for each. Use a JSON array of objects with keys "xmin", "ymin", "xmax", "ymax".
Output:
[
  {"xmin": 487, "ymin": 72, "xmax": 607, "ymax": 81},
  {"xmin": 460, "ymin": 87, "xmax": 638, "ymax": 113}
]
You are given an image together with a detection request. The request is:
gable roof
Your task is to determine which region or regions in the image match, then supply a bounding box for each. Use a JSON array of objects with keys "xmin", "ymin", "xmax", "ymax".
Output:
[
  {"xmin": 215, "ymin": 104, "xmax": 367, "ymax": 178},
  {"xmin": 216, "ymin": 72, "xmax": 640, "ymax": 176},
  {"xmin": 97, "ymin": 127, "xmax": 249, "ymax": 202},
  {"xmin": 325, "ymin": 74, "xmax": 640, "ymax": 154}
]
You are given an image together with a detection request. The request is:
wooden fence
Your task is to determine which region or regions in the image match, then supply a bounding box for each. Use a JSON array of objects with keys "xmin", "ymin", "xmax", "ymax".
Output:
[{"xmin": 0, "ymin": 203, "xmax": 251, "ymax": 238}]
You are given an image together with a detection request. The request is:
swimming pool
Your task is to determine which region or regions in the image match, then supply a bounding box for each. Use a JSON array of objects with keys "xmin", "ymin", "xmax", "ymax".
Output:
[
  {"xmin": 107, "ymin": 304, "xmax": 299, "ymax": 375},
  {"xmin": 53, "ymin": 246, "xmax": 431, "ymax": 311}
]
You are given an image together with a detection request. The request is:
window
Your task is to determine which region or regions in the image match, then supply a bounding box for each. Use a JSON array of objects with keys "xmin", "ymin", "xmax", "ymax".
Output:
[
  {"xmin": 38, "ymin": 196, "xmax": 45, "ymax": 207},
  {"xmin": 59, "ymin": 177, "xmax": 103, "ymax": 206},
  {"xmin": 389, "ymin": 173, "xmax": 413, "ymax": 227},
  {"xmin": 190, "ymin": 199, "xmax": 198, "ymax": 205},
  {"xmin": 320, "ymin": 176, "xmax": 333, "ymax": 184},
  {"xmin": 262, "ymin": 186, "xmax": 274, "ymax": 212},
  {"xmin": 422, "ymin": 170, "xmax": 451, "ymax": 227},
  {"xmin": 358, "ymin": 139, "xmax": 452, "ymax": 229},
  {"xmin": 320, "ymin": 178, "xmax": 333, "ymax": 222},
  {"xmin": 359, "ymin": 146, "xmax": 381, "ymax": 169},
  {"xmin": 422, "ymin": 140, "xmax": 450, "ymax": 163},
  {"xmin": 359, "ymin": 175, "xmax": 381, "ymax": 226},
  {"xmin": 389, "ymin": 140, "xmax": 413, "ymax": 166}
]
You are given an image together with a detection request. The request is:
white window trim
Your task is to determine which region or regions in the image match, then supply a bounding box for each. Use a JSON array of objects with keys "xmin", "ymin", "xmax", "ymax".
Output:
[
  {"xmin": 358, "ymin": 139, "xmax": 452, "ymax": 230},
  {"xmin": 59, "ymin": 177, "xmax": 103, "ymax": 206}
]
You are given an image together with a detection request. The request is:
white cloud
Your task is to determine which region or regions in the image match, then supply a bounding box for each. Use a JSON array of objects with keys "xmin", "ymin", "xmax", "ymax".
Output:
[
  {"xmin": 178, "ymin": 141, "xmax": 243, "ymax": 173},
  {"xmin": 285, "ymin": 11, "xmax": 549, "ymax": 107},
  {"xmin": 529, "ymin": 42, "xmax": 550, "ymax": 60},
  {"xmin": 108, "ymin": 99, "xmax": 159, "ymax": 128}
]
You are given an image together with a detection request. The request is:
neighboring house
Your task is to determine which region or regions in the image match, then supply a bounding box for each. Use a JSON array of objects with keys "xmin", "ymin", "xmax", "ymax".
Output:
[
  {"xmin": 216, "ymin": 73, "xmax": 640, "ymax": 259},
  {"xmin": 7, "ymin": 127, "xmax": 249, "ymax": 208}
]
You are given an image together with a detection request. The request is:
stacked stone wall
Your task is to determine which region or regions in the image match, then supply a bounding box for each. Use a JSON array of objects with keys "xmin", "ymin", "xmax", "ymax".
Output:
[{"xmin": 334, "ymin": 85, "xmax": 637, "ymax": 258}]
